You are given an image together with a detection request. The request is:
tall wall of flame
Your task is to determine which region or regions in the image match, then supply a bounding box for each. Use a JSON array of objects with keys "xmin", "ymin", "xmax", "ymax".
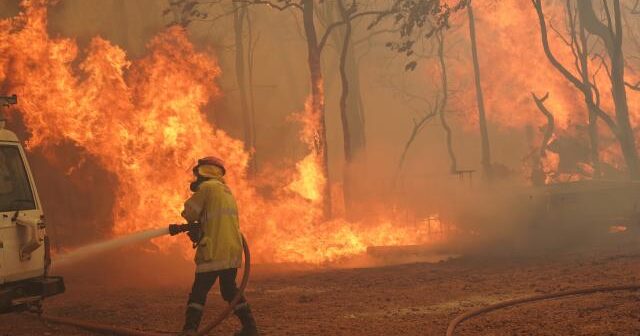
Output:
[{"xmin": 0, "ymin": 0, "xmax": 433, "ymax": 264}]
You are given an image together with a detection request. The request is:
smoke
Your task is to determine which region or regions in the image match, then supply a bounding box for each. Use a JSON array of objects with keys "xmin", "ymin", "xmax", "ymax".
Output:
[{"xmin": 1, "ymin": 0, "xmax": 636, "ymax": 267}]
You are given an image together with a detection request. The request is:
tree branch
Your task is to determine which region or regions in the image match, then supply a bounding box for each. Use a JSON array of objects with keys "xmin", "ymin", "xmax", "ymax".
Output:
[
  {"xmin": 613, "ymin": 0, "xmax": 624, "ymax": 48},
  {"xmin": 549, "ymin": 21, "xmax": 572, "ymax": 48},
  {"xmin": 318, "ymin": 9, "xmax": 394, "ymax": 52},
  {"xmin": 565, "ymin": 0, "xmax": 583, "ymax": 77},
  {"xmin": 592, "ymin": 52, "xmax": 612, "ymax": 79},
  {"xmin": 602, "ymin": 0, "xmax": 616, "ymax": 41},
  {"xmin": 532, "ymin": 0, "xmax": 585, "ymax": 90},
  {"xmin": 591, "ymin": 73, "xmax": 602, "ymax": 108},
  {"xmin": 233, "ymin": 0, "xmax": 302, "ymax": 11},
  {"xmin": 625, "ymin": 80, "xmax": 640, "ymax": 91},
  {"xmin": 588, "ymin": 74, "xmax": 619, "ymax": 134},
  {"xmin": 531, "ymin": 92, "xmax": 554, "ymax": 157},
  {"xmin": 577, "ymin": 1, "xmax": 615, "ymax": 51}
]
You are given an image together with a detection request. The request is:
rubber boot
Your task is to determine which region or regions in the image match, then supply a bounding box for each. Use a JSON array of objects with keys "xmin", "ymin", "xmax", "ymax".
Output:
[
  {"xmin": 180, "ymin": 306, "xmax": 203, "ymax": 336},
  {"xmin": 233, "ymin": 304, "xmax": 259, "ymax": 336}
]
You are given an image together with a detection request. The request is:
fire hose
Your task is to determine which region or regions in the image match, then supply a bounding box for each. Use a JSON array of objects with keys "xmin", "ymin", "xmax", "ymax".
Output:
[
  {"xmin": 36, "ymin": 228, "xmax": 640, "ymax": 336},
  {"xmin": 38, "ymin": 231, "xmax": 251, "ymax": 336},
  {"xmin": 446, "ymin": 284, "xmax": 640, "ymax": 336}
]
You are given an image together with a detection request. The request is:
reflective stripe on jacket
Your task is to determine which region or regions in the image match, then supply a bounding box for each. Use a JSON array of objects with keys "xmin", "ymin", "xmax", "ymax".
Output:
[{"xmin": 182, "ymin": 178, "xmax": 243, "ymax": 272}]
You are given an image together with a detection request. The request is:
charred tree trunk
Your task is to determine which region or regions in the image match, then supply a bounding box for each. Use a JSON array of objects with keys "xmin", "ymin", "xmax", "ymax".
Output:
[
  {"xmin": 338, "ymin": 0, "xmax": 355, "ymax": 219},
  {"xmin": 246, "ymin": 10, "xmax": 259, "ymax": 171},
  {"xmin": 576, "ymin": 10, "xmax": 602, "ymax": 178},
  {"xmin": 531, "ymin": 92, "xmax": 554, "ymax": 185},
  {"xmin": 346, "ymin": 53, "xmax": 366, "ymax": 155},
  {"xmin": 467, "ymin": 1, "xmax": 492, "ymax": 180},
  {"xmin": 336, "ymin": 0, "xmax": 367, "ymax": 220},
  {"xmin": 577, "ymin": 0, "xmax": 640, "ymax": 179},
  {"xmin": 534, "ymin": 0, "xmax": 637, "ymax": 180},
  {"xmin": 532, "ymin": 93, "xmax": 555, "ymax": 158},
  {"xmin": 436, "ymin": 32, "xmax": 457, "ymax": 173},
  {"xmin": 302, "ymin": 0, "xmax": 332, "ymax": 219},
  {"xmin": 233, "ymin": 2, "xmax": 256, "ymax": 176},
  {"xmin": 564, "ymin": 1, "xmax": 602, "ymax": 178}
]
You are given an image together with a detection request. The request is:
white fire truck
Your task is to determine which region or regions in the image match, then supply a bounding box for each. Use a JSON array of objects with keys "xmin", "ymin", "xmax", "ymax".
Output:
[{"xmin": 0, "ymin": 95, "xmax": 64, "ymax": 313}]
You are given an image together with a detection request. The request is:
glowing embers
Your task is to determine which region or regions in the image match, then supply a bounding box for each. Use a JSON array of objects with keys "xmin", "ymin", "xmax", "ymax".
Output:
[{"xmin": 608, "ymin": 226, "xmax": 627, "ymax": 234}]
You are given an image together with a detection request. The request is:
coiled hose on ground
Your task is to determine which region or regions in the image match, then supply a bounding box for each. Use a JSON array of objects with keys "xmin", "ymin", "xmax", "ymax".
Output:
[
  {"xmin": 39, "ymin": 234, "xmax": 251, "ymax": 336},
  {"xmin": 446, "ymin": 284, "xmax": 640, "ymax": 336}
]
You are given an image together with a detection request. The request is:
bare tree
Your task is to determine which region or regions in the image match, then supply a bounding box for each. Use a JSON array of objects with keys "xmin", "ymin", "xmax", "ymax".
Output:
[
  {"xmin": 233, "ymin": 2, "xmax": 257, "ymax": 175},
  {"xmin": 165, "ymin": 1, "xmax": 260, "ymax": 175},
  {"xmin": 531, "ymin": 92, "xmax": 554, "ymax": 185},
  {"xmin": 246, "ymin": 10, "xmax": 259, "ymax": 170},
  {"xmin": 544, "ymin": 1, "xmax": 603, "ymax": 177},
  {"xmin": 436, "ymin": 32, "xmax": 456, "ymax": 174},
  {"xmin": 532, "ymin": 92, "xmax": 555, "ymax": 159},
  {"xmin": 466, "ymin": 0, "xmax": 492, "ymax": 180},
  {"xmin": 379, "ymin": 0, "xmax": 465, "ymax": 183},
  {"xmin": 394, "ymin": 103, "xmax": 438, "ymax": 188},
  {"xmin": 336, "ymin": 0, "xmax": 359, "ymax": 219},
  {"xmin": 578, "ymin": 0, "xmax": 639, "ymax": 179},
  {"xmin": 243, "ymin": 0, "xmax": 395, "ymax": 219},
  {"xmin": 328, "ymin": 0, "xmax": 387, "ymax": 219},
  {"xmin": 393, "ymin": 32, "xmax": 450, "ymax": 187},
  {"xmin": 320, "ymin": 2, "xmax": 403, "ymax": 219},
  {"xmin": 533, "ymin": 0, "xmax": 640, "ymax": 180}
]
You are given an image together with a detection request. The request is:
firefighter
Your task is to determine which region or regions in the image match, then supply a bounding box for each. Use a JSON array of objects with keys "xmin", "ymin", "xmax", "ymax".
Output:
[{"xmin": 179, "ymin": 156, "xmax": 259, "ymax": 336}]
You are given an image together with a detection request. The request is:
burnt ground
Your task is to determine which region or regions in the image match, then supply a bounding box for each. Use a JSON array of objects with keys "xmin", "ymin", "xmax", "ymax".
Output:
[{"xmin": 1, "ymin": 234, "xmax": 639, "ymax": 336}]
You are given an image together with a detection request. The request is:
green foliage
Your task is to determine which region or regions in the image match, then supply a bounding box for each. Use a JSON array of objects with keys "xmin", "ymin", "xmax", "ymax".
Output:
[{"xmin": 376, "ymin": 0, "xmax": 467, "ymax": 70}]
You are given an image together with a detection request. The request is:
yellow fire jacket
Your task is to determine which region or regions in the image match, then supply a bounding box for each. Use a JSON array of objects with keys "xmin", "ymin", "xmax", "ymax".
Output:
[{"xmin": 182, "ymin": 178, "xmax": 243, "ymax": 273}]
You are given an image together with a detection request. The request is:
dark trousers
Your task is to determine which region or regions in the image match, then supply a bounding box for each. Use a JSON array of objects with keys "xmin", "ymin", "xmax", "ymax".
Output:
[{"xmin": 188, "ymin": 268, "xmax": 246, "ymax": 308}]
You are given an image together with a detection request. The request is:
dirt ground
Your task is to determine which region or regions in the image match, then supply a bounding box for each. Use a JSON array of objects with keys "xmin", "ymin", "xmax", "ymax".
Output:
[{"xmin": 1, "ymin": 234, "xmax": 639, "ymax": 336}]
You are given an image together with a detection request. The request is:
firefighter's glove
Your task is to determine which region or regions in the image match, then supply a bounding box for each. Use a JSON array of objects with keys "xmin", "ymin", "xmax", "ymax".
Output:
[{"xmin": 187, "ymin": 226, "xmax": 203, "ymax": 247}]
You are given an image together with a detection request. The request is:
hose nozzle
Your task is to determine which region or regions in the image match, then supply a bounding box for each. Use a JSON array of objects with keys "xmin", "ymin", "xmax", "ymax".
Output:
[
  {"xmin": 168, "ymin": 223, "xmax": 190, "ymax": 236},
  {"xmin": 168, "ymin": 222, "xmax": 201, "ymax": 236}
]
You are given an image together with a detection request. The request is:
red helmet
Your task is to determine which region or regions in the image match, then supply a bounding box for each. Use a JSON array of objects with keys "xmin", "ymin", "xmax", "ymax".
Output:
[{"xmin": 196, "ymin": 156, "xmax": 226, "ymax": 175}]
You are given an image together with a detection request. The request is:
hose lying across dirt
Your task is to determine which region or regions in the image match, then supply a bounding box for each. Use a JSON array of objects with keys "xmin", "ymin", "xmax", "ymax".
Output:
[
  {"xmin": 446, "ymin": 284, "xmax": 640, "ymax": 336},
  {"xmin": 40, "ymin": 236, "xmax": 640, "ymax": 336},
  {"xmin": 39, "ymin": 234, "xmax": 251, "ymax": 336}
]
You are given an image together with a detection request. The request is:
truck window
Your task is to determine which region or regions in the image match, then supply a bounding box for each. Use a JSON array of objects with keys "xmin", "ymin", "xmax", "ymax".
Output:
[{"xmin": 0, "ymin": 145, "xmax": 35, "ymax": 212}]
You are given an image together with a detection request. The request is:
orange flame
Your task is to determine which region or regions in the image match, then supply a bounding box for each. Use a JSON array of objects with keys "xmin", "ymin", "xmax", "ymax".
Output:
[
  {"xmin": 0, "ymin": 0, "xmax": 442, "ymax": 264},
  {"xmin": 449, "ymin": 1, "xmax": 640, "ymax": 182},
  {"xmin": 287, "ymin": 95, "xmax": 326, "ymax": 204}
]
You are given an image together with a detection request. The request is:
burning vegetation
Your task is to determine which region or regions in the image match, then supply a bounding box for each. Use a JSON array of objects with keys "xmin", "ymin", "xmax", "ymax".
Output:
[
  {"xmin": 0, "ymin": 0, "xmax": 639, "ymax": 265},
  {"xmin": 2, "ymin": 1, "xmax": 640, "ymax": 335},
  {"xmin": 0, "ymin": 0, "xmax": 443, "ymax": 264}
]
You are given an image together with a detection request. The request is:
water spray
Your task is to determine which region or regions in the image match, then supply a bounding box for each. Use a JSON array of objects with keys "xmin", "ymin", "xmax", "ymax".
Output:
[
  {"xmin": 53, "ymin": 227, "xmax": 170, "ymax": 267},
  {"xmin": 54, "ymin": 222, "xmax": 199, "ymax": 267},
  {"xmin": 40, "ymin": 225, "xmax": 252, "ymax": 336}
]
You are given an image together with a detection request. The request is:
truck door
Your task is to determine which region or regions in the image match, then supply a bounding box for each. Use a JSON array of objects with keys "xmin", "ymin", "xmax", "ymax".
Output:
[{"xmin": 0, "ymin": 144, "xmax": 44, "ymax": 283}]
